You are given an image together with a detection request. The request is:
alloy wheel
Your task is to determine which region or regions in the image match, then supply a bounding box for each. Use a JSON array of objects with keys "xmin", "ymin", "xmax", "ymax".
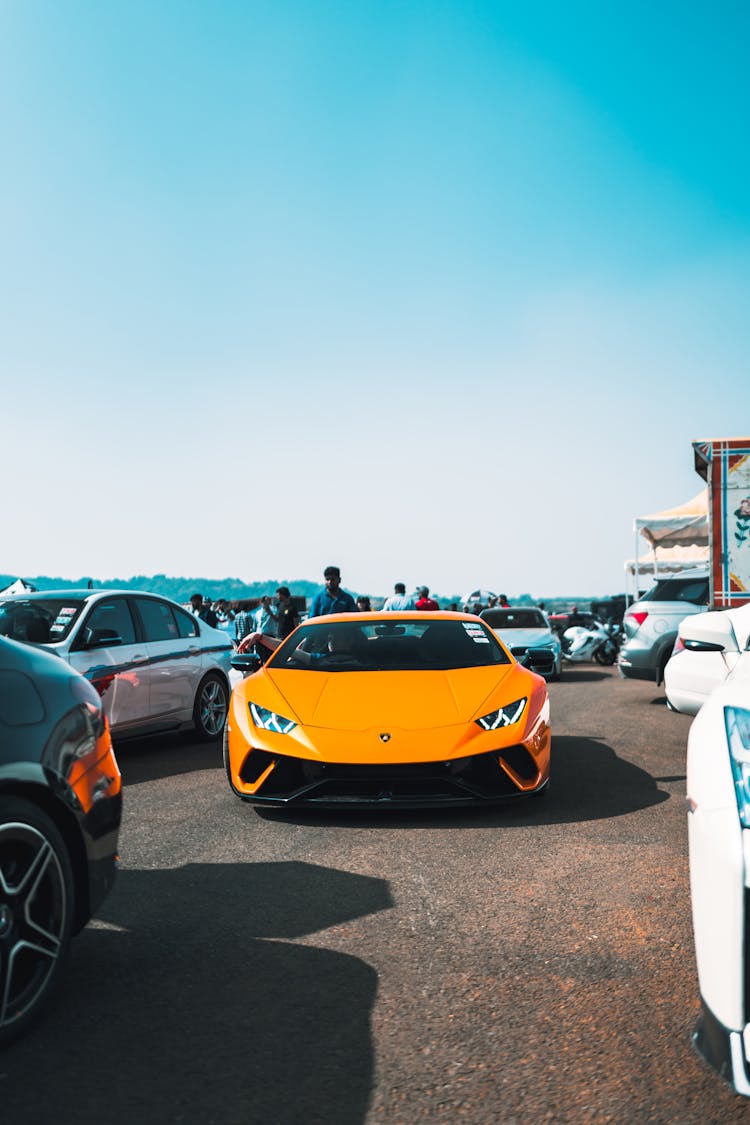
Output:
[
  {"xmin": 0, "ymin": 820, "xmax": 68, "ymax": 1036},
  {"xmin": 198, "ymin": 678, "xmax": 228, "ymax": 738}
]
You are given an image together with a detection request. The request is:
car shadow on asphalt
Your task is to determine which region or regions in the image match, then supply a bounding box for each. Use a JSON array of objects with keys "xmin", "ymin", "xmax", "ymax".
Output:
[
  {"xmin": 255, "ymin": 735, "xmax": 668, "ymax": 830},
  {"xmin": 1, "ymin": 861, "xmax": 391, "ymax": 1125},
  {"xmin": 113, "ymin": 731, "xmax": 223, "ymax": 786},
  {"xmin": 555, "ymin": 669, "xmax": 610, "ymax": 682}
]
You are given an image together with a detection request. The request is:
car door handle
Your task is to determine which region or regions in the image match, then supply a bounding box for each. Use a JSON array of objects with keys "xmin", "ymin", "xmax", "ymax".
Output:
[
  {"xmin": 131, "ymin": 653, "xmax": 148, "ymax": 664},
  {"xmin": 188, "ymin": 645, "xmax": 201, "ymax": 655}
]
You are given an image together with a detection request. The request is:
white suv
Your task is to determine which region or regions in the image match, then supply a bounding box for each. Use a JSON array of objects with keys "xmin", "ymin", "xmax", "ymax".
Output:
[{"xmin": 617, "ymin": 569, "xmax": 709, "ymax": 685}]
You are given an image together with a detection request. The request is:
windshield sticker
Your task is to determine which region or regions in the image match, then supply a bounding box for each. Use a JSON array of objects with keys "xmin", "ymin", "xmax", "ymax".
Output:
[{"xmin": 463, "ymin": 622, "xmax": 489, "ymax": 643}]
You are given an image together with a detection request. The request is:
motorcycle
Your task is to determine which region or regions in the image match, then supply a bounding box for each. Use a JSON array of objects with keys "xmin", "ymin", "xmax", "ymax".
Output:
[{"xmin": 562, "ymin": 620, "xmax": 621, "ymax": 665}]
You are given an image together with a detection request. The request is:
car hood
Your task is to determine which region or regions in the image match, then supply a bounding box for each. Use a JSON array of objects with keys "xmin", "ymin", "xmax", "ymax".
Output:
[
  {"xmin": 262, "ymin": 665, "xmax": 517, "ymax": 730},
  {"xmin": 492, "ymin": 627, "xmax": 554, "ymax": 648}
]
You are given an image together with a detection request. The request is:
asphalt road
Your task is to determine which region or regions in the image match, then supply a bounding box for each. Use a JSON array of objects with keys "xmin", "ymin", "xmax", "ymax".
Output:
[{"xmin": 2, "ymin": 666, "xmax": 748, "ymax": 1124}]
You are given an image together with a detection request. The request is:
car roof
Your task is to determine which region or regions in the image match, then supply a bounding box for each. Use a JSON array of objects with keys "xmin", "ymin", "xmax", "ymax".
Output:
[
  {"xmin": 0, "ymin": 588, "xmax": 170, "ymax": 601},
  {"xmin": 304, "ymin": 610, "xmax": 482, "ymax": 625}
]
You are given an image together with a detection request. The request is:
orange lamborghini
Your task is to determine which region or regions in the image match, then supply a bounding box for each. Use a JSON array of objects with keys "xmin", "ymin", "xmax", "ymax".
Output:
[{"xmin": 224, "ymin": 613, "xmax": 551, "ymax": 809}]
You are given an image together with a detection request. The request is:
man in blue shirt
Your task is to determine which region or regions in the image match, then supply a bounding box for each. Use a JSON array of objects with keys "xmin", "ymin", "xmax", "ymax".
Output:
[{"xmin": 308, "ymin": 565, "xmax": 357, "ymax": 618}]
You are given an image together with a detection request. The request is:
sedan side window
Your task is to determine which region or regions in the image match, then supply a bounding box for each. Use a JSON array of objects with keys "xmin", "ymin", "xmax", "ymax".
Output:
[
  {"xmin": 135, "ymin": 598, "xmax": 179, "ymax": 642},
  {"xmin": 175, "ymin": 606, "xmax": 199, "ymax": 639},
  {"xmin": 82, "ymin": 600, "xmax": 137, "ymax": 646}
]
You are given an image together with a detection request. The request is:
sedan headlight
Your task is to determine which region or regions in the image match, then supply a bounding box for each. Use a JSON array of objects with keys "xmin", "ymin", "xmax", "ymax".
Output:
[
  {"xmin": 476, "ymin": 698, "xmax": 527, "ymax": 730},
  {"xmin": 249, "ymin": 702, "xmax": 297, "ymax": 734},
  {"xmin": 726, "ymin": 706, "xmax": 750, "ymax": 826}
]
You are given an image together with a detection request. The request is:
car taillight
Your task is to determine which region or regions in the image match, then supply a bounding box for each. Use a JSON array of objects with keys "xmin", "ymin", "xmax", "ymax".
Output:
[
  {"xmin": 672, "ymin": 636, "xmax": 685, "ymax": 655},
  {"xmin": 627, "ymin": 611, "xmax": 649, "ymax": 627}
]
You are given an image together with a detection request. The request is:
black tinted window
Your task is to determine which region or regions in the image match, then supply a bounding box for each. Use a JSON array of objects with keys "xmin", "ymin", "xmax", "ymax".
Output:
[
  {"xmin": 0, "ymin": 598, "xmax": 85, "ymax": 644},
  {"xmin": 175, "ymin": 606, "xmax": 199, "ymax": 639},
  {"xmin": 83, "ymin": 599, "xmax": 136, "ymax": 645},
  {"xmin": 644, "ymin": 579, "xmax": 709, "ymax": 605},
  {"xmin": 481, "ymin": 609, "xmax": 547, "ymax": 629},
  {"xmin": 271, "ymin": 618, "xmax": 510, "ymax": 672},
  {"xmin": 135, "ymin": 598, "xmax": 179, "ymax": 642}
]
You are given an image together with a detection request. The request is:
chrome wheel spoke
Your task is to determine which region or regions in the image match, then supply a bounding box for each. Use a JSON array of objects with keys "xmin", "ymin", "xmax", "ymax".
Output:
[{"xmin": 13, "ymin": 838, "xmax": 52, "ymax": 898}]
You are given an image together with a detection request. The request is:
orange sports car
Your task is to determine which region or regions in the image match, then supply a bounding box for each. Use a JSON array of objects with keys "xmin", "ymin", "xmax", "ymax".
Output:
[{"xmin": 224, "ymin": 613, "xmax": 551, "ymax": 809}]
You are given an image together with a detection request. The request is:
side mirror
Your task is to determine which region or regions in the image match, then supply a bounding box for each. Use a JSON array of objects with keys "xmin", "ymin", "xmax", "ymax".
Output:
[
  {"xmin": 84, "ymin": 627, "xmax": 122, "ymax": 649},
  {"xmin": 231, "ymin": 652, "xmax": 262, "ymax": 675},
  {"xmin": 678, "ymin": 611, "xmax": 738, "ymax": 654}
]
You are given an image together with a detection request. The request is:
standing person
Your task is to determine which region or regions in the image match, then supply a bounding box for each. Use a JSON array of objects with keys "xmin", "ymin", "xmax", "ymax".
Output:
[
  {"xmin": 254, "ymin": 595, "xmax": 278, "ymax": 638},
  {"xmin": 308, "ymin": 566, "xmax": 357, "ymax": 617},
  {"xmin": 234, "ymin": 599, "xmax": 259, "ymax": 646},
  {"xmin": 498, "ymin": 594, "xmax": 510, "ymax": 608},
  {"xmin": 190, "ymin": 593, "xmax": 217, "ymax": 628},
  {"xmin": 274, "ymin": 587, "xmax": 300, "ymax": 639},
  {"xmin": 356, "ymin": 595, "xmax": 372, "ymax": 612},
  {"xmin": 415, "ymin": 586, "xmax": 440, "ymax": 611},
  {"xmin": 382, "ymin": 582, "xmax": 416, "ymax": 612}
]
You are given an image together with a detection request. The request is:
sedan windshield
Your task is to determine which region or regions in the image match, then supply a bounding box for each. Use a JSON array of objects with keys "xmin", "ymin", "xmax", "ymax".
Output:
[
  {"xmin": 481, "ymin": 609, "xmax": 548, "ymax": 630},
  {"xmin": 270, "ymin": 618, "xmax": 511, "ymax": 672},
  {"xmin": 0, "ymin": 598, "xmax": 86, "ymax": 644}
]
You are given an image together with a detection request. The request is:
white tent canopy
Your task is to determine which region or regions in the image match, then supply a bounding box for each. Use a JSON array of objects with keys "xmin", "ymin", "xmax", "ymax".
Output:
[
  {"xmin": 627, "ymin": 491, "xmax": 709, "ymax": 602},
  {"xmin": 0, "ymin": 577, "xmax": 37, "ymax": 597},
  {"xmin": 626, "ymin": 544, "xmax": 709, "ymax": 577},
  {"xmin": 635, "ymin": 489, "xmax": 709, "ymax": 549}
]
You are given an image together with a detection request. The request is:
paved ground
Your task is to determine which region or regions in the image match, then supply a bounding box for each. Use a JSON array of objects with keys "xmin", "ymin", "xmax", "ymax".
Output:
[{"xmin": 2, "ymin": 666, "xmax": 748, "ymax": 1123}]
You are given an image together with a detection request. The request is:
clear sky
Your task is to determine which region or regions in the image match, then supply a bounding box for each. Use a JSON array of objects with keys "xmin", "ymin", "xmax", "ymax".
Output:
[{"xmin": 2, "ymin": 1, "xmax": 749, "ymax": 598}]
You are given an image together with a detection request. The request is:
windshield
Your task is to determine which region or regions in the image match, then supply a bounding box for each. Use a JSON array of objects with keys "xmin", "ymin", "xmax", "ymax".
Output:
[
  {"xmin": 641, "ymin": 578, "xmax": 709, "ymax": 605},
  {"xmin": 481, "ymin": 609, "xmax": 548, "ymax": 630},
  {"xmin": 270, "ymin": 618, "xmax": 511, "ymax": 672},
  {"xmin": 0, "ymin": 598, "xmax": 86, "ymax": 644}
]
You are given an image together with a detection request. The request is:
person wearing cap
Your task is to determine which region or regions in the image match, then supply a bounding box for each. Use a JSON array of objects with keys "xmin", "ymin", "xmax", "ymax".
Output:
[
  {"xmin": 383, "ymin": 582, "xmax": 417, "ymax": 612},
  {"xmin": 308, "ymin": 566, "xmax": 358, "ymax": 618},
  {"xmin": 415, "ymin": 586, "xmax": 439, "ymax": 611}
]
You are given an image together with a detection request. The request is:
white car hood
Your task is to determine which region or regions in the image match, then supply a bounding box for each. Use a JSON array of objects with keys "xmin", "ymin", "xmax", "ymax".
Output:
[{"xmin": 492, "ymin": 627, "xmax": 554, "ymax": 648}]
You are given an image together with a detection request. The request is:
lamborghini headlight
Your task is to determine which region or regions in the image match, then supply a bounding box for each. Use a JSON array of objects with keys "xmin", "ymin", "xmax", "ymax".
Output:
[
  {"xmin": 249, "ymin": 701, "xmax": 297, "ymax": 734},
  {"xmin": 726, "ymin": 706, "xmax": 750, "ymax": 827},
  {"xmin": 476, "ymin": 698, "xmax": 527, "ymax": 730}
]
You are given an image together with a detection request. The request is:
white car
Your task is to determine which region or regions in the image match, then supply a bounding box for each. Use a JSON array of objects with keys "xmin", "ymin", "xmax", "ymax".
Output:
[
  {"xmin": 480, "ymin": 607, "xmax": 562, "ymax": 680},
  {"xmin": 665, "ymin": 602, "xmax": 750, "ymax": 715},
  {"xmin": 0, "ymin": 589, "xmax": 233, "ymax": 739},
  {"xmin": 687, "ymin": 638, "xmax": 750, "ymax": 1093}
]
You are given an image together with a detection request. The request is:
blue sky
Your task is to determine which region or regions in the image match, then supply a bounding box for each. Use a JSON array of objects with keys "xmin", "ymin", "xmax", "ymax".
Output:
[{"xmin": 2, "ymin": 1, "xmax": 749, "ymax": 598}]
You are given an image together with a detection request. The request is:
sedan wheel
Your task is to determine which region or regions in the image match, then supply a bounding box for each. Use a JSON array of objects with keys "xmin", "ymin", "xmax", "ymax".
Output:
[
  {"xmin": 0, "ymin": 798, "xmax": 73, "ymax": 1044},
  {"xmin": 194, "ymin": 674, "xmax": 229, "ymax": 740}
]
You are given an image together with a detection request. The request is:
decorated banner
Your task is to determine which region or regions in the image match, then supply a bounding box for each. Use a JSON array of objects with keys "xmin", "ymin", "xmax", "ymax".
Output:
[{"xmin": 694, "ymin": 438, "xmax": 750, "ymax": 607}]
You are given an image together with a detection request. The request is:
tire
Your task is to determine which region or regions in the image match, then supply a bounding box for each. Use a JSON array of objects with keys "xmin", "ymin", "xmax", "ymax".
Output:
[
  {"xmin": 0, "ymin": 797, "xmax": 74, "ymax": 1045},
  {"xmin": 193, "ymin": 673, "xmax": 229, "ymax": 740},
  {"xmin": 222, "ymin": 722, "xmax": 232, "ymax": 784},
  {"xmin": 593, "ymin": 646, "xmax": 616, "ymax": 666}
]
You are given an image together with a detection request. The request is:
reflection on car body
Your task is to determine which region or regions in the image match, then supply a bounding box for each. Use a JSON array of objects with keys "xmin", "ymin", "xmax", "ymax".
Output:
[
  {"xmin": 0, "ymin": 635, "xmax": 122, "ymax": 1042},
  {"xmin": 687, "ymin": 640, "xmax": 750, "ymax": 1094}
]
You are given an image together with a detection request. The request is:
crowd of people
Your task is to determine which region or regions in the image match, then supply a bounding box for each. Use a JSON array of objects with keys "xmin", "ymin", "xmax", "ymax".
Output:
[{"xmin": 187, "ymin": 566, "xmax": 524, "ymax": 655}]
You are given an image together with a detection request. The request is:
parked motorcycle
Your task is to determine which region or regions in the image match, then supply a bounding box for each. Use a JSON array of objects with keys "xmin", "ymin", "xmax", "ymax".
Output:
[{"xmin": 562, "ymin": 620, "xmax": 621, "ymax": 665}]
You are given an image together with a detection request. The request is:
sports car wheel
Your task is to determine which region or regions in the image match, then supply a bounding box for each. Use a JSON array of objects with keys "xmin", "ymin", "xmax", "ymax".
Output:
[
  {"xmin": 0, "ymin": 798, "xmax": 74, "ymax": 1045},
  {"xmin": 193, "ymin": 674, "xmax": 229, "ymax": 740},
  {"xmin": 222, "ymin": 723, "xmax": 232, "ymax": 783}
]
